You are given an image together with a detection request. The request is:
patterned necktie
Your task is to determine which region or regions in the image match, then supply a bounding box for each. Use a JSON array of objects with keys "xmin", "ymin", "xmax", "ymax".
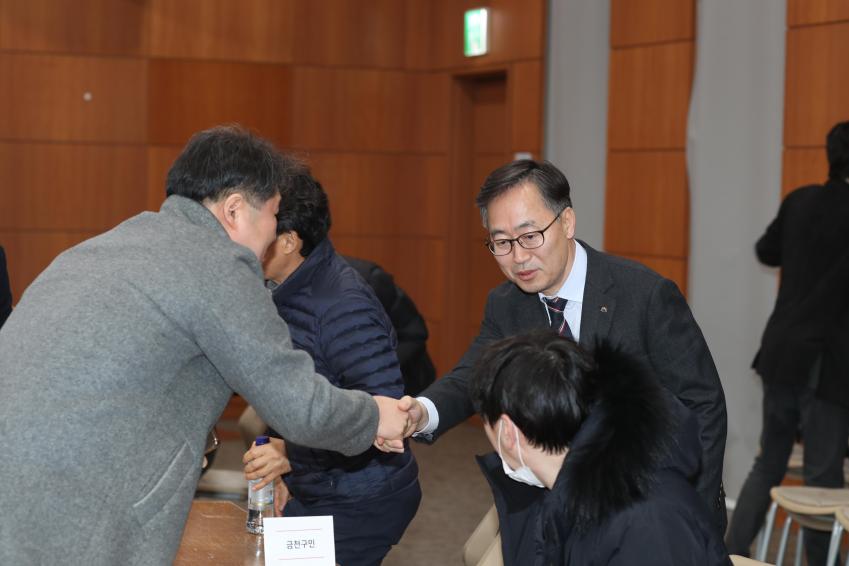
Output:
[{"xmin": 542, "ymin": 296, "xmax": 574, "ymax": 341}]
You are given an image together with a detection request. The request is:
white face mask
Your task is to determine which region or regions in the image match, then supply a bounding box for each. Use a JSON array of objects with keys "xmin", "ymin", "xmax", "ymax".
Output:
[{"xmin": 497, "ymin": 420, "xmax": 545, "ymax": 488}]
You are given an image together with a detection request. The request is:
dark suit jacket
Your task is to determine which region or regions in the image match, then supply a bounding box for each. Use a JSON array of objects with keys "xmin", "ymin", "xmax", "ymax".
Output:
[
  {"xmin": 0, "ymin": 247, "xmax": 11, "ymax": 330},
  {"xmin": 754, "ymin": 178, "xmax": 849, "ymax": 408},
  {"xmin": 421, "ymin": 241, "xmax": 727, "ymax": 525}
]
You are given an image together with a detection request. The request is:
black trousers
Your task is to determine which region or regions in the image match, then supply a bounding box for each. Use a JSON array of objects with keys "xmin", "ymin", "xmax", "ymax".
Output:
[
  {"xmin": 726, "ymin": 381, "xmax": 849, "ymax": 565},
  {"xmin": 283, "ymin": 478, "xmax": 421, "ymax": 566}
]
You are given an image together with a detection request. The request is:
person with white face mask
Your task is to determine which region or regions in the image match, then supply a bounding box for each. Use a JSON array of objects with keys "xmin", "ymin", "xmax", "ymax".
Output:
[{"xmin": 469, "ymin": 331, "xmax": 732, "ymax": 566}]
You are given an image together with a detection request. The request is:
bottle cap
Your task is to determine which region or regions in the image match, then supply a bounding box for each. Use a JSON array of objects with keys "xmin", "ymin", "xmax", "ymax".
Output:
[{"xmin": 255, "ymin": 435, "xmax": 270, "ymax": 446}]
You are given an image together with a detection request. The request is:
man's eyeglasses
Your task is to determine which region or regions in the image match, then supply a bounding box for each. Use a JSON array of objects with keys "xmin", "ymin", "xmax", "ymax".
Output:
[{"xmin": 485, "ymin": 212, "xmax": 563, "ymax": 256}]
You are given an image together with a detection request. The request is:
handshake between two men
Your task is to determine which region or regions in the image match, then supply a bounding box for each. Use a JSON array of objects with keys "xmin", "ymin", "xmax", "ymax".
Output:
[{"xmin": 373, "ymin": 395, "xmax": 426, "ymax": 452}]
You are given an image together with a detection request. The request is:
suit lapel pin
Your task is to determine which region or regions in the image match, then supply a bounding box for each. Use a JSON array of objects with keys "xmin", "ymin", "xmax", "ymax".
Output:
[{"xmin": 600, "ymin": 306, "xmax": 608, "ymax": 313}]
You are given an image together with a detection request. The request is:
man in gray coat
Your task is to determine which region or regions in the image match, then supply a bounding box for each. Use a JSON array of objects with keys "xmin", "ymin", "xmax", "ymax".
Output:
[{"xmin": 0, "ymin": 126, "xmax": 409, "ymax": 565}]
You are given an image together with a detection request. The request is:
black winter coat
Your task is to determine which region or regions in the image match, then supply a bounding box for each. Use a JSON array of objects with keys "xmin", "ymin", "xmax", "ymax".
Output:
[
  {"xmin": 753, "ymin": 178, "xmax": 849, "ymax": 407},
  {"xmin": 267, "ymin": 239, "xmax": 418, "ymax": 504},
  {"xmin": 342, "ymin": 255, "xmax": 436, "ymax": 396},
  {"xmin": 479, "ymin": 356, "xmax": 731, "ymax": 566}
]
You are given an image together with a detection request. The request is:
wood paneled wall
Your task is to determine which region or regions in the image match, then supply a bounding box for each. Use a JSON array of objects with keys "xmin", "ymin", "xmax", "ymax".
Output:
[
  {"xmin": 604, "ymin": 0, "xmax": 694, "ymax": 294},
  {"xmin": 0, "ymin": 0, "xmax": 546, "ymax": 376},
  {"xmin": 783, "ymin": 0, "xmax": 849, "ymax": 195}
]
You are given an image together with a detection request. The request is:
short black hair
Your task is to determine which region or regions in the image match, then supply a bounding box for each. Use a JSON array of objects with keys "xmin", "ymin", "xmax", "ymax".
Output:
[
  {"xmin": 470, "ymin": 331, "xmax": 596, "ymax": 453},
  {"xmin": 475, "ymin": 160, "xmax": 572, "ymax": 225},
  {"xmin": 165, "ymin": 125, "xmax": 297, "ymax": 208},
  {"xmin": 276, "ymin": 170, "xmax": 332, "ymax": 257},
  {"xmin": 827, "ymin": 121, "xmax": 849, "ymax": 181}
]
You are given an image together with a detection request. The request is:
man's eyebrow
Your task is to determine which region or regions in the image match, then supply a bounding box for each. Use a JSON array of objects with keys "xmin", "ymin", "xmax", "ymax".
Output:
[{"xmin": 489, "ymin": 220, "xmax": 540, "ymax": 237}]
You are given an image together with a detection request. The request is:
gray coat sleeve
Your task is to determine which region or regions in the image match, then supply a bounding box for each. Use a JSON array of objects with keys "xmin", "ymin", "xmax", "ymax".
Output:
[{"xmin": 192, "ymin": 253, "xmax": 379, "ymax": 457}]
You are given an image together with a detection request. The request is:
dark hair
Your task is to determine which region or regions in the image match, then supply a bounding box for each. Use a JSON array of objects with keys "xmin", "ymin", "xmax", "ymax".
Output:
[
  {"xmin": 475, "ymin": 160, "xmax": 572, "ymax": 225},
  {"xmin": 470, "ymin": 331, "xmax": 596, "ymax": 453},
  {"xmin": 827, "ymin": 121, "xmax": 849, "ymax": 181},
  {"xmin": 165, "ymin": 125, "xmax": 298, "ymax": 208},
  {"xmin": 276, "ymin": 170, "xmax": 332, "ymax": 257}
]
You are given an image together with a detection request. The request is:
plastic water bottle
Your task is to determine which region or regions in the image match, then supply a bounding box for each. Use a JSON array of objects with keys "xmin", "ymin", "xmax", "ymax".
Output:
[{"xmin": 246, "ymin": 435, "xmax": 274, "ymax": 535}]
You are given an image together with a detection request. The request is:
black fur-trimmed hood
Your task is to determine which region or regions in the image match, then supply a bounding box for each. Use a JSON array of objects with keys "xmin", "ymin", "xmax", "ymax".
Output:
[{"xmin": 547, "ymin": 348, "xmax": 701, "ymax": 533}]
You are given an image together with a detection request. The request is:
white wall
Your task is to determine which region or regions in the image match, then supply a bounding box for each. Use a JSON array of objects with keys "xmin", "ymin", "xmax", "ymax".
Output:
[
  {"xmin": 686, "ymin": 0, "xmax": 786, "ymax": 500},
  {"xmin": 544, "ymin": 0, "xmax": 610, "ymax": 250}
]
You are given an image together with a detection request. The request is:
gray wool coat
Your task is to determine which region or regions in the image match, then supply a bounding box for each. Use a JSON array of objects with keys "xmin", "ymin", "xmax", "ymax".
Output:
[{"xmin": 0, "ymin": 196, "xmax": 379, "ymax": 565}]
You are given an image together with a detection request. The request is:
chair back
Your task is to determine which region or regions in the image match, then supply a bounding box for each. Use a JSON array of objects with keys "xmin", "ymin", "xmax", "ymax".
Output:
[{"xmin": 463, "ymin": 505, "xmax": 499, "ymax": 566}]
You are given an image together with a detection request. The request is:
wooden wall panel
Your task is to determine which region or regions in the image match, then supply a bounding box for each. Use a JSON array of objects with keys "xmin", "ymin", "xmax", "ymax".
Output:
[
  {"xmin": 407, "ymin": 0, "xmax": 545, "ymax": 70},
  {"xmin": 307, "ymin": 153, "xmax": 449, "ymax": 238},
  {"xmin": 147, "ymin": 146, "xmax": 182, "ymax": 211},
  {"xmin": 0, "ymin": 53, "xmax": 146, "ymax": 142},
  {"xmin": 619, "ymin": 253, "xmax": 688, "ymax": 296},
  {"xmin": 147, "ymin": 60, "xmax": 291, "ymax": 147},
  {"xmin": 782, "ymin": 148, "xmax": 829, "ymax": 197},
  {"xmin": 332, "ymin": 236, "xmax": 445, "ymax": 322},
  {"xmin": 605, "ymin": 0, "xmax": 693, "ymax": 297},
  {"xmin": 607, "ymin": 42, "xmax": 693, "ymax": 150},
  {"xmin": 472, "ymin": 77, "xmax": 508, "ymax": 155},
  {"xmin": 147, "ymin": 0, "xmax": 294, "ymax": 63},
  {"xmin": 292, "ymin": 0, "xmax": 405, "ymax": 68},
  {"xmin": 465, "ymin": 241, "xmax": 508, "ymax": 322},
  {"xmin": 788, "ymin": 0, "xmax": 849, "ymax": 27},
  {"xmin": 469, "ymin": 154, "xmax": 510, "ymax": 227},
  {"xmin": 604, "ymin": 151, "xmax": 688, "ymax": 258},
  {"xmin": 783, "ymin": 23, "xmax": 849, "ymax": 148},
  {"xmin": 509, "ymin": 61, "xmax": 543, "ymax": 154},
  {"xmin": 290, "ymin": 68, "xmax": 449, "ymax": 152},
  {"xmin": 0, "ymin": 231, "xmax": 96, "ymax": 301},
  {"xmin": 0, "ymin": 0, "xmax": 146, "ymax": 55},
  {"xmin": 403, "ymin": 0, "xmax": 435, "ymax": 70},
  {"xmin": 0, "ymin": 143, "xmax": 147, "ymax": 230},
  {"xmin": 610, "ymin": 0, "xmax": 694, "ymax": 47}
]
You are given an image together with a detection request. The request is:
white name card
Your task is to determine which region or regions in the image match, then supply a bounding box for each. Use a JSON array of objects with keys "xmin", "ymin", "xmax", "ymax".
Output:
[{"xmin": 262, "ymin": 515, "xmax": 335, "ymax": 565}]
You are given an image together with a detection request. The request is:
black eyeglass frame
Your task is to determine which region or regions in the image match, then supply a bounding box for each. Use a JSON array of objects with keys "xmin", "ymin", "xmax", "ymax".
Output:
[{"xmin": 485, "ymin": 210, "xmax": 565, "ymax": 256}]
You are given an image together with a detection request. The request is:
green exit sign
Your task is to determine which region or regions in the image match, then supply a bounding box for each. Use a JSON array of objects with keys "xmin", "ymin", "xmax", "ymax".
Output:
[{"xmin": 464, "ymin": 8, "xmax": 489, "ymax": 57}]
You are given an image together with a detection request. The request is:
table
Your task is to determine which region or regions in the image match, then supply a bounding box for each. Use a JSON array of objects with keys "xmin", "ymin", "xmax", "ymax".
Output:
[{"xmin": 175, "ymin": 500, "xmax": 264, "ymax": 565}]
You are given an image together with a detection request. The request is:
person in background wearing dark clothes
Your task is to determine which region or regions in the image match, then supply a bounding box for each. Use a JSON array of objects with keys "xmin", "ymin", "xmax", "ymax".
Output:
[
  {"xmin": 0, "ymin": 247, "xmax": 11, "ymax": 329},
  {"xmin": 343, "ymin": 256, "xmax": 436, "ymax": 396},
  {"xmin": 242, "ymin": 170, "xmax": 421, "ymax": 566},
  {"xmin": 470, "ymin": 332, "xmax": 731, "ymax": 566},
  {"xmin": 726, "ymin": 121, "xmax": 849, "ymax": 564}
]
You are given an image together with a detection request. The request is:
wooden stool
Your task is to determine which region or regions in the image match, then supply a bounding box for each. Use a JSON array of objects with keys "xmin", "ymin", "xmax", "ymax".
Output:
[
  {"xmin": 826, "ymin": 506, "xmax": 849, "ymax": 566},
  {"xmin": 757, "ymin": 486, "xmax": 849, "ymax": 565}
]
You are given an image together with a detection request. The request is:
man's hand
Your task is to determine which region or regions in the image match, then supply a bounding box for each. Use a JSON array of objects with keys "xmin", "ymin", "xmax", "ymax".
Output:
[
  {"xmin": 373, "ymin": 395, "xmax": 428, "ymax": 453},
  {"xmin": 273, "ymin": 477, "xmax": 290, "ymax": 517},
  {"xmin": 372, "ymin": 395, "xmax": 413, "ymax": 453},
  {"xmin": 399, "ymin": 395, "xmax": 428, "ymax": 435},
  {"xmin": 243, "ymin": 437, "xmax": 290, "ymax": 490}
]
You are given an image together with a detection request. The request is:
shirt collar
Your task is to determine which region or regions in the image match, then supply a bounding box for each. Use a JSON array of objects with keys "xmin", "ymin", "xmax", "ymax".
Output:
[{"xmin": 539, "ymin": 240, "xmax": 587, "ymax": 304}]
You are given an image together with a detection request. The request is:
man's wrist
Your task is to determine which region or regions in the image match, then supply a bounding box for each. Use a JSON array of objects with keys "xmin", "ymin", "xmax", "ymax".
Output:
[{"xmin": 413, "ymin": 396, "xmax": 439, "ymax": 436}]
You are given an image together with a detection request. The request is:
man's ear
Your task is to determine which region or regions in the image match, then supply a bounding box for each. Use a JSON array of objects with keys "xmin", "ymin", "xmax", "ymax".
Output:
[
  {"xmin": 561, "ymin": 206, "xmax": 576, "ymax": 239},
  {"xmin": 500, "ymin": 414, "xmax": 519, "ymax": 451},
  {"xmin": 220, "ymin": 193, "xmax": 247, "ymax": 230},
  {"xmin": 278, "ymin": 231, "xmax": 302, "ymax": 255}
]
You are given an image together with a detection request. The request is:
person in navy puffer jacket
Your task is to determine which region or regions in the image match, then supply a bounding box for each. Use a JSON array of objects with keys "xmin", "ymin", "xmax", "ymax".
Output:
[{"xmin": 241, "ymin": 168, "xmax": 421, "ymax": 566}]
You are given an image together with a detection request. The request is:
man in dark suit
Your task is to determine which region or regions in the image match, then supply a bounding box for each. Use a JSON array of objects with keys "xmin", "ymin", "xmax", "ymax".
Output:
[
  {"xmin": 726, "ymin": 121, "xmax": 849, "ymax": 564},
  {"xmin": 0, "ymin": 246, "xmax": 11, "ymax": 330},
  {"xmin": 389, "ymin": 159, "xmax": 728, "ymax": 532}
]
